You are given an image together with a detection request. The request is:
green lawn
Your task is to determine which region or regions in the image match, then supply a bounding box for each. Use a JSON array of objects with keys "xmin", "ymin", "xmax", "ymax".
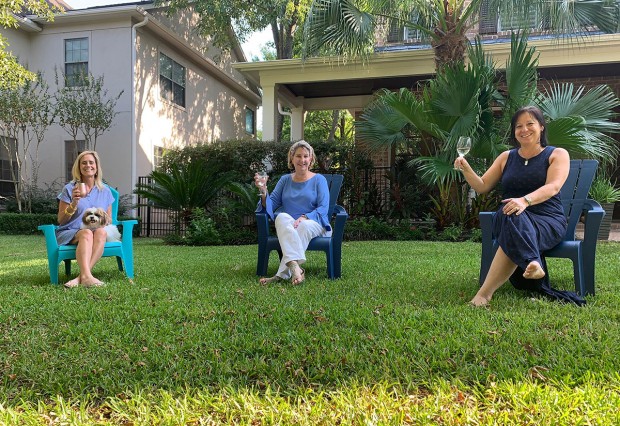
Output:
[{"xmin": 1, "ymin": 235, "xmax": 620, "ymax": 424}]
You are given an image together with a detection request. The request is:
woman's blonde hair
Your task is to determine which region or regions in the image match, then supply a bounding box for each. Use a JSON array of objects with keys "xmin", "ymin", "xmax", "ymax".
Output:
[
  {"xmin": 71, "ymin": 150, "xmax": 104, "ymax": 189},
  {"xmin": 287, "ymin": 140, "xmax": 315, "ymax": 170}
]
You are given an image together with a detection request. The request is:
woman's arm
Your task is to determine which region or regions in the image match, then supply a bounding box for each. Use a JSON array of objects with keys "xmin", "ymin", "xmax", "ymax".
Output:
[{"xmin": 455, "ymin": 151, "xmax": 508, "ymax": 194}]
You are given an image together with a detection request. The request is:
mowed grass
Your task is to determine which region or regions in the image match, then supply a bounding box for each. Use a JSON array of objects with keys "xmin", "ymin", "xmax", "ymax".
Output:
[{"xmin": 1, "ymin": 235, "xmax": 620, "ymax": 424}]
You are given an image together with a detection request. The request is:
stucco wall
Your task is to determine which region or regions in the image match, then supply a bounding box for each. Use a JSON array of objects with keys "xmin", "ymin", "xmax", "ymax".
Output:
[{"xmin": 1, "ymin": 7, "xmax": 259, "ymax": 200}]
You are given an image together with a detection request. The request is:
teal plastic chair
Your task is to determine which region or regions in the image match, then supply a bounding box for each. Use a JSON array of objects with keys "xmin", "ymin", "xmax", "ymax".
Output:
[{"xmin": 38, "ymin": 185, "xmax": 138, "ymax": 284}]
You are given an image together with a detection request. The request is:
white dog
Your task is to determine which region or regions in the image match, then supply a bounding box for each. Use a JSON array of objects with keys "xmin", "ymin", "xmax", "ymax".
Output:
[{"xmin": 80, "ymin": 207, "xmax": 122, "ymax": 242}]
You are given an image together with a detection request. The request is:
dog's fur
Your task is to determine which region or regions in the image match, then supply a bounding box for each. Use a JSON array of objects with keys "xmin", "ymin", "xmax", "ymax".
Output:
[{"xmin": 80, "ymin": 207, "xmax": 121, "ymax": 242}]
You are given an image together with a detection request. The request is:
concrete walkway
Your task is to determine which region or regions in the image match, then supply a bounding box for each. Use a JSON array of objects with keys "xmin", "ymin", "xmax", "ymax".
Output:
[{"xmin": 575, "ymin": 220, "xmax": 620, "ymax": 242}]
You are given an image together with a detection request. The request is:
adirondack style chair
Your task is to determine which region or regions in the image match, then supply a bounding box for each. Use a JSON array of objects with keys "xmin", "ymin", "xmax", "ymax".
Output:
[
  {"xmin": 479, "ymin": 159, "xmax": 604, "ymax": 296},
  {"xmin": 38, "ymin": 185, "xmax": 138, "ymax": 284},
  {"xmin": 256, "ymin": 174, "xmax": 348, "ymax": 279}
]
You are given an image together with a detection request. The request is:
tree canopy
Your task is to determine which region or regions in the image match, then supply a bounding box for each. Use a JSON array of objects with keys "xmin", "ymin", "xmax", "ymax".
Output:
[{"xmin": 0, "ymin": 0, "xmax": 60, "ymax": 89}]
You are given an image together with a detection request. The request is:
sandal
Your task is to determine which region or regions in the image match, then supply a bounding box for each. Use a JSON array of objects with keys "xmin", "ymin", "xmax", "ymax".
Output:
[{"xmin": 259, "ymin": 276, "xmax": 282, "ymax": 285}]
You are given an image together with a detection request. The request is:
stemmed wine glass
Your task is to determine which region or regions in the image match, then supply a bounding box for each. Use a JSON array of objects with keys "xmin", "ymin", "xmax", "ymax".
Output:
[
  {"xmin": 456, "ymin": 136, "xmax": 471, "ymax": 170},
  {"xmin": 256, "ymin": 171, "xmax": 268, "ymax": 190},
  {"xmin": 457, "ymin": 136, "xmax": 471, "ymax": 158}
]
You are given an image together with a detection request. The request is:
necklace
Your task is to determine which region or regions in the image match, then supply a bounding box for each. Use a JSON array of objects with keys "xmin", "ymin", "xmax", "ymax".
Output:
[{"xmin": 520, "ymin": 146, "xmax": 544, "ymax": 166}]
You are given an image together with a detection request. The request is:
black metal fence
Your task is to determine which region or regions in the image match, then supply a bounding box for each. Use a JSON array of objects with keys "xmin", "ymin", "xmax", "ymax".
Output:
[{"xmin": 136, "ymin": 167, "xmax": 394, "ymax": 237}]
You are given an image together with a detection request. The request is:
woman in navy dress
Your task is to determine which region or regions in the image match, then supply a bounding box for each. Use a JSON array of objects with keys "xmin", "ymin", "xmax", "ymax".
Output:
[
  {"xmin": 454, "ymin": 106, "xmax": 572, "ymax": 306},
  {"xmin": 56, "ymin": 151, "xmax": 115, "ymax": 288}
]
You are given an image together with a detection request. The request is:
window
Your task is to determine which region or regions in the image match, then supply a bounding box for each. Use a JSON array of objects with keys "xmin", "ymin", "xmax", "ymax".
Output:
[
  {"xmin": 65, "ymin": 38, "xmax": 89, "ymax": 87},
  {"xmin": 159, "ymin": 53, "xmax": 186, "ymax": 107},
  {"xmin": 153, "ymin": 146, "xmax": 165, "ymax": 170},
  {"xmin": 0, "ymin": 138, "xmax": 18, "ymax": 195},
  {"xmin": 245, "ymin": 107, "xmax": 255, "ymax": 135},
  {"xmin": 65, "ymin": 140, "xmax": 86, "ymax": 181}
]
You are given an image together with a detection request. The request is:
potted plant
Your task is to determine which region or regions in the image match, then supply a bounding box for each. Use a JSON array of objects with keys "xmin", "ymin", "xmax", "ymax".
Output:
[{"xmin": 588, "ymin": 176, "xmax": 620, "ymax": 240}]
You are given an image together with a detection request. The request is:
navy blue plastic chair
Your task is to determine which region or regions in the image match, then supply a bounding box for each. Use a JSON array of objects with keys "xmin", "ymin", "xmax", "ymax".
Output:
[
  {"xmin": 38, "ymin": 185, "xmax": 138, "ymax": 284},
  {"xmin": 479, "ymin": 159, "xmax": 604, "ymax": 296},
  {"xmin": 256, "ymin": 174, "xmax": 348, "ymax": 279}
]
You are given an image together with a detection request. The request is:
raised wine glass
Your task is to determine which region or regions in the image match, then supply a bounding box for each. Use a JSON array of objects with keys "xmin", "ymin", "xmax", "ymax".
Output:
[
  {"xmin": 256, "ymin": 171, "xmax": 268, "ymax": 189},
  {"xmin": 457, "ymin": 136, "xmax": 471, "ymax": 158},
  {"xmin": 456, "ymin": 136, "xmax": 471, "ymax": 171}
]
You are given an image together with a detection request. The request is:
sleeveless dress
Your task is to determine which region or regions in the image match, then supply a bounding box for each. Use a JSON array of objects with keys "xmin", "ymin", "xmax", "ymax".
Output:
[{"xmin": 493, "ymin": 146, "xmax": 585, "ymax": 305}]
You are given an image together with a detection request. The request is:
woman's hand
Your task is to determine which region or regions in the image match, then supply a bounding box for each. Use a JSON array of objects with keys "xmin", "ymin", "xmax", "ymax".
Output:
[
  {"xmin": 502, "ymin": 197, "xmax": 527, "ymax": 216},
  {"xmin": 454, "ymin": 156, "xmax": 470, "ymax": 172},
  {"xmin": 71, "ymin": 185, "xmax": 82, "ymax": 203},
  {"xmin": 293, "ymin": 215, "xmax": 307, "ymax": 229}
]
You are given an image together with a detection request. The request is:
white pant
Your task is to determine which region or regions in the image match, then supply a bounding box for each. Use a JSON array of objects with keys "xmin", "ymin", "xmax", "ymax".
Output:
[{"xmin": 274, "ymin": 213, "xmax": 328, "ymax": 279}]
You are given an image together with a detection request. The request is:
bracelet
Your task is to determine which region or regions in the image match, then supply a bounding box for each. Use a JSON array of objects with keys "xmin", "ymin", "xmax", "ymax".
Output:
[{"xmin": 64, "ymin": 205, "xmax": 77, "ymax": 216}]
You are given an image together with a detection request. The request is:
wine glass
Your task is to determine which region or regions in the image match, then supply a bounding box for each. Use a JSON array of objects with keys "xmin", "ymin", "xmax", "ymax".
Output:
[
  {"xmin": 457, "ymin": 136, "xmax": 471, "ymax": 158},
  {"xmin": 456, "ymin": 136, "xmax": 471, "ymax": 171},
  {"xmin": 256, "ymin": 171, "xmax": 268, "ymax": 188}
]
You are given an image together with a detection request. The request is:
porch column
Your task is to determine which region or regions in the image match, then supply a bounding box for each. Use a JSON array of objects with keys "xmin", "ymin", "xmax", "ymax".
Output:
[
  {"xmin": 290, "ymin": 106, "xmax": 305, "ymax": 141},
  {"xmin": 261, "ymin": 84, "xmax": 277, "ymax": 141}
]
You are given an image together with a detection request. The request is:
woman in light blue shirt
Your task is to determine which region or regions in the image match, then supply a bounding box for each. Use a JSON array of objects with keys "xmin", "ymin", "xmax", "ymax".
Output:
[
  {"xmin": 56, "ymin": 151, "xmax": 114, "ymax": 288},
  {"xmin": 255, "ymin": 141, "xmax": 331, "ymax": 285}
]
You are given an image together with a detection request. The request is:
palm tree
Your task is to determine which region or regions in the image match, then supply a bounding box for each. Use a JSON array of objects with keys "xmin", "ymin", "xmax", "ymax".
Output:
[
  {"xmin": 133, "ymin": 159, "xmax": 237, "ymax": 233},
  {"xmin": 303, "ymin": 0, "xmax": 620, "ymax": 70},
  {"xmin": 356, "ymin": 32, "xmax": 620, "ymax": 226}
]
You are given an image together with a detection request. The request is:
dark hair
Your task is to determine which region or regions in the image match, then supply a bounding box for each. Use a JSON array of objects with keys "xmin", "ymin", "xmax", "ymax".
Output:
[{"xmin": 510, "ymin": 106, "xmax": 548, "ymax": 147}]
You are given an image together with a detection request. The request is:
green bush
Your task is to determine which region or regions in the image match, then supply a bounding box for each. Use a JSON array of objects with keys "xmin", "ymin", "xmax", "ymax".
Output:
[{"xmin": 0, "ymin": 213, "xmax": 57, "ymax": 234}]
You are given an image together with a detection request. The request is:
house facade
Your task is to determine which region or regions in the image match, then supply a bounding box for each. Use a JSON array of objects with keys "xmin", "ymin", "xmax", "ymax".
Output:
[{"xmin": 1, "ymin": 1, "xmax": 261, "ymax": 199}]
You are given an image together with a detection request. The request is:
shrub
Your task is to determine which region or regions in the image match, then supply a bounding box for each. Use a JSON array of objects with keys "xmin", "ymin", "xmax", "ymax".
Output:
[{"xmin": 0, "ymin": 213, "xmax": 57, "ymax": 234}]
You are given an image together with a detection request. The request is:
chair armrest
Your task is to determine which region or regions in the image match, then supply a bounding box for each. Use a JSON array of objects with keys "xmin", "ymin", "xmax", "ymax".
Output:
[
  {"xmin": 255, "ymin": 212, "xmax": 271, "ymax": 239},
  {"xmin": 479, "ymin": 211, "xmax": 495, "ymax": 243},
  {"xmin": 332, "ymin": 205, "xmax": 348, "ymax": 243},
  {"xmin": 116, "ymin": 219, "xmax": 138, "ymax": 240},
  {"xmin": 38, "ymin": 224, "xmax": 60, "ymax": 250},
  {"xmin": 582, "ymin": 199, "xmax": 605, "ymax": 246}
]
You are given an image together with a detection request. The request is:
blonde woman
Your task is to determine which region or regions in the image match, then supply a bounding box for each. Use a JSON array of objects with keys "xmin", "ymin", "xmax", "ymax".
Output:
[
  {"xmin": 255, "ymin": 141, "xmax": 332, "ymax": 285},
  {"xmin": 56, "ymin": 151, "xmax": 114, "ymax": 288}
]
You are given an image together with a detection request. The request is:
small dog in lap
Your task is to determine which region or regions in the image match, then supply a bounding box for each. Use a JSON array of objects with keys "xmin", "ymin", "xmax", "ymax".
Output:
[{"xmin": 80, "ymin": 207, "xmax": 121, "ymax": 242}]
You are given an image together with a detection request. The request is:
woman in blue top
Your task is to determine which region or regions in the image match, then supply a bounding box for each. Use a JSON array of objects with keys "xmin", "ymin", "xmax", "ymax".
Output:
[
  {"xmin": 255, "ymin": 141, "xmax": 331, "ymax": 285},
  {"xmin": 454, "ymin": 106, "xmax": 580, "ymax": 306},
  {"xmin": 56, "ymin": 151, "xmax": 115, "ymax": 288}
]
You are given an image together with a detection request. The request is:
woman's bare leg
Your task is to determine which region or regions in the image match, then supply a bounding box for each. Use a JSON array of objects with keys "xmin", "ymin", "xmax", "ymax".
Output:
[{"xmin": 471, "ymin": 247, "xmax": 518, "ymax": 306}]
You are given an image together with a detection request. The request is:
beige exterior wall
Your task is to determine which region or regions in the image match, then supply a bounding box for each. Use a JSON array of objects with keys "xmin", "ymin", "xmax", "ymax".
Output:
[
  {"xmin": 1, "ymin": 6, "xmax": 260, "ymax": 199},
  {"xmin": 134, "ymin": 24, "xmax": 257, "ymax": 178}
]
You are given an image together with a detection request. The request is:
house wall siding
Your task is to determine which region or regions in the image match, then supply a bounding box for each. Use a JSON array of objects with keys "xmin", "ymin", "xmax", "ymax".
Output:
[{"xmin": 1, "ymin": 7, "xmax": 259, "ymax": 199}]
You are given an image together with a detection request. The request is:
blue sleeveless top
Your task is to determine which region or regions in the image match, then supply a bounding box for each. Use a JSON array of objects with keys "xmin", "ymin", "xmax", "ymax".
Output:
[{"xmin": 500, "ymin": 146, "xmax": 565, "ymax": 219}]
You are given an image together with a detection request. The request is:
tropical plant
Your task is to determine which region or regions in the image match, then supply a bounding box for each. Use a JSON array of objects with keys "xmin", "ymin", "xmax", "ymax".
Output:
[
  {"xmin": 133, "ymin": 159, "xmax": 236, "ymax": 233},
  {"xmin": 356, "ymin": 32, "xmax": 620, "ymax": 227},
  {"xmin": 303, "ymin": 0, "xmax": 620, "ymax": 70},
  {"xmin": 589, "ymin": 177, "xmax": 620, "ymax": 204}
]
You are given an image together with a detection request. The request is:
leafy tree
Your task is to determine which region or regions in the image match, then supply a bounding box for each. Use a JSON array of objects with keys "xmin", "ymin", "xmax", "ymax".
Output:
[
  {"xmin": 0, "ymin": 0, "xmax": 59, "ymax": 89},
  {"xmin": 161, "ymin": 0, "xmax": 314, "ymax": 141},
  {"xmin": 303, "ymin": 0, "xmax": 620, "ymax": 70},
  {"xmin": 0, "ymin": 75, "xmax": 55, "ymax": 212},
  {"xmin": 162, "ymin": 0, "xmax": 312, "ymax": 60},
  {"xmin": 53, "ymin": 71, "xmax": 123, "ymax": 151}
]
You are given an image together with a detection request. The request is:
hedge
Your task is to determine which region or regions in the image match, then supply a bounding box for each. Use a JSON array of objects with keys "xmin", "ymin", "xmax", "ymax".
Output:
[{"xmin": 0, "ymin": 213, "xmax": 57, "ymax": 235}]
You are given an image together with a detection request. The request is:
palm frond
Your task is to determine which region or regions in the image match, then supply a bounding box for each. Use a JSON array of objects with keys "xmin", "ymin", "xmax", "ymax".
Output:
[{"xmin": 303, "ymin": 0, "xmax": 376, "ymax": 59}]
